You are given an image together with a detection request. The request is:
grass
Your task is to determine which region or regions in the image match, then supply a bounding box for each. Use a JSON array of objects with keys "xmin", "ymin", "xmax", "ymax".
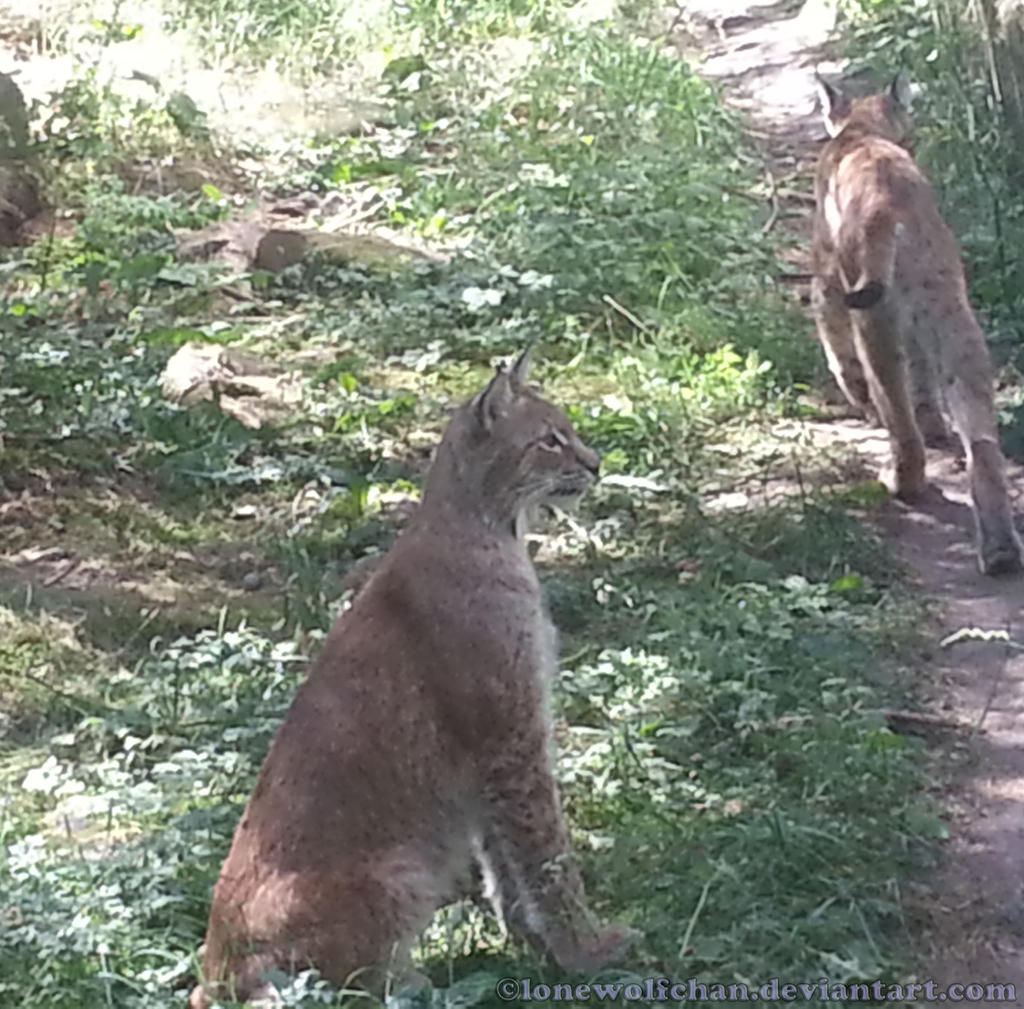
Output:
[{"xmin": 0, "ymin": 1, "xmax": 941, "ymax": 1006}]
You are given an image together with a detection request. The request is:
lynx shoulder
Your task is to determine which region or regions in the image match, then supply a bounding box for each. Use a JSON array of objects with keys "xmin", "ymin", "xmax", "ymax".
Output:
[
  {"xmin": 810, "ymin": 71, "xmax": 1022, "ymax": 575},
  {"xmin": 188, "ymin": 351, "xmax": 635, "ymax": 1008}
]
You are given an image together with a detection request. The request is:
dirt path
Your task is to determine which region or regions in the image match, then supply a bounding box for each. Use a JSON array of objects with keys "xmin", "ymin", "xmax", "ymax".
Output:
[{"xmin": 672, "ymin": 0, "xmax": 1024, "ymax": 999}]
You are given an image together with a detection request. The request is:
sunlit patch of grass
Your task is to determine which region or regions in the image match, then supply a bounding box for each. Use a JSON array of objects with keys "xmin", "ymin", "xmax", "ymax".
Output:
[{"xmin": 0, "ymin": 607, "xmax": 117, "ymax": 742}]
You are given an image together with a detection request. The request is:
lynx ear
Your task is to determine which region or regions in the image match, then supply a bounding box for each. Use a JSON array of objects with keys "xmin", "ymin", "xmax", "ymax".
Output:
[
  {"xmin": 472, "ymin": 364, "xmax": 515, "ymax": 431},
  {"xmin": 508, "ymin": 345, "xmax": 532, "ymax": 391},
  {"xmin": 472, "ymin": 348, "xmax": 533, "ymax": 430},
  {"xmin": 815, "ymin": 74, "xmax": 848, "ymax": 136},
  {"xmin": 888, "ymin": 70, "xmax": 913, "ymax": 111}
]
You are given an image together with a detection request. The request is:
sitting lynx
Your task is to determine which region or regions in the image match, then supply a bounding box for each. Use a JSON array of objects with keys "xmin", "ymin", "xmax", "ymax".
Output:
[
  {"xmin": 188, "ymin": 351, "xmax": 635, "ymax": 1007},
  {"xmin": 811, "ymin": 71, "xmax": 1023, "ymax": 574}
]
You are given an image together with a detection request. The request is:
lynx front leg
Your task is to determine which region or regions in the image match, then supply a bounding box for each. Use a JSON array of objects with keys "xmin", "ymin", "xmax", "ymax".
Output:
[
  {"xmin": 943, "ymin": 344, "xmax": 1023, "ymax": 574},
  {"xmin": 849, "ymin": 300, "xmax": 927, "ymax": 499},
  {"xmin": 480, "ymin": 738, "xmax": 635, "ymax": 972},
  {"xmin": 811, "ymin": 273, "xmax": 875, "ymax": 420}
]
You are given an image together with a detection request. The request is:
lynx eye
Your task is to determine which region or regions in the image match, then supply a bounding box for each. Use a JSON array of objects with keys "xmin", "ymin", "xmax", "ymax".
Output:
[{"xmin": 538, "ymin": 429, "xmax": 568, "ymax": 452}]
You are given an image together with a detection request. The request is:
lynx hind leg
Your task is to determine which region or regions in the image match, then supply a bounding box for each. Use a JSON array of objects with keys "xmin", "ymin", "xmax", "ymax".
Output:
[
  {"xmin": 905, "ymin": 329, "xmax": 953, "ymax": 449},
  {"xmin": 197, "ymin": 856, "xmax": 444, "ymax": 1006},
  {"xmin": 482, "ymin": 829, "xmax": 635, "ymax": 973},
  {"xmin": 482, "ymin": 747, "xmax": 636, "ymax": 972},
  {"xmin": 314, "ymin": 854, "xmax": 447, "ymax": 995},
  {"xmin": 968, "ymin": 441, "xmax": 1024, "ymax": 575},
  {"xmin": 812, "ymin": 273, "xmax": 875, "ymax": 418},
  {"xmin": 849, "ymin": 299, "xmax": 928, "ymax": 500},
  {"xmin": 943, "ymin": 355, "xmax": 1024, "ymax": 574}
]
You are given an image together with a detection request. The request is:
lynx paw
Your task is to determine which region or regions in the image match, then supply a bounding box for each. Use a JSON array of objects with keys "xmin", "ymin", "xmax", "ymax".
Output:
[
  {"xmin": 879, "ymin": 458, "xmax": 928, "ymax": 502},
  {"xmin": 187, "ymin": 985, "xmax": 210, "ymax": 1009},
  {"xmin": 979, "ymin": 538, "xmax": 1024, "ymax": 576}
]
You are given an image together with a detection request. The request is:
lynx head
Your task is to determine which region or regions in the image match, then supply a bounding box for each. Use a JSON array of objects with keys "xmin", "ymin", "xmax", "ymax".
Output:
[
  {"xmin": 421, "ymin": 349, "xmax": 600, "ymax": 537},
  {"xmin": 816, "ymin": 71, "xmax": 914, "ymax": 148}
]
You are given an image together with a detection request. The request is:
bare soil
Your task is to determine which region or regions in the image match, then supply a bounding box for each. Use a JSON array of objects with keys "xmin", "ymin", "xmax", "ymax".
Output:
[{"xmin": 671, "ymin": 0, "xmax": 1024, "ymax": 998}]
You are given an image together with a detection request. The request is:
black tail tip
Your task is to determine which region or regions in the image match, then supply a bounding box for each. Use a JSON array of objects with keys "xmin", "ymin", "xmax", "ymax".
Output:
[{"xmin": 844, "ymin": 282, "xmax": 885, "ymax": 309}]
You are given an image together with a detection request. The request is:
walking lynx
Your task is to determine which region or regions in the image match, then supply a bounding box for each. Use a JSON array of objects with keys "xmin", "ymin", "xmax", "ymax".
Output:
[
  {"xmin": 811, "ymin": 71, "xmax": 1023, "ymax": 574},
  {"xmin": 188, "ymin": 351, "xmax": 635, "ymax": 1007}
]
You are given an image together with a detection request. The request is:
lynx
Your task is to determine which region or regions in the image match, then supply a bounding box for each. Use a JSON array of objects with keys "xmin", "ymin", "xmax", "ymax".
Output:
[
  {"xmin": 811, "ymin": 71, "xmax": 1023, "ymax": 575},
  {"xmin": 188, "ymin": 351, "xmax": 635, "ymax": 1007}
]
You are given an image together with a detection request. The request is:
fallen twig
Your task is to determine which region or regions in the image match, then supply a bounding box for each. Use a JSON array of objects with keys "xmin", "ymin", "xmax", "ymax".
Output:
[
  {"xmin": 42, "ymin": 558, "xmax": 80, "ymax": 587},
  {"xmin": 776, "ymin": 188, "xmax": 817, "ymax": 204},
  {"xmin": 760, "ymin": 164, "xmax": 781, "ymax": 234},
  {"xmin": 720, "ymin": 185, "xmax": 765, "ymax": 204},
  {"xmin": 18, "ymin": 669, "xmax": 104, "ymax": 715},
  {"xmin": 880, "ymin": 709, "xmax": 967, "ymax": 732},
  {"xmin": 602, "ymin": 294, "xmax": 650, "ymax": 333}
]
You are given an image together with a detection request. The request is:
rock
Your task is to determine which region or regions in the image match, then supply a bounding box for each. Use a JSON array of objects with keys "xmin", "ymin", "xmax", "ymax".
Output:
[
  {"xmin": 172, "ymin": 193, "xmax": 448, "ymax": 280},
  {"xmin": 0, "ymin": 72, "xmax": 40, "ymax": 247},
  {"xmin": 160, "ymin": 342, "xmax": 303, "ymax": 429},
  {"xmin": 0, "ymin": 162, "xmax": 40, "ymax": 246},
  {"xmin": 306, "ymin": 230, "xmax": 440, "ymax": 266},
  {"xmin": 0, "ymin": 71, "xmax": 29, "ymax": 158},
  {"xmin": 254, "ymin": 228, "xmax": 308, "ymax": 272},
  {"xmin": 175, "ymin": 219, "xmax": 308, "ymax": 274},
  {"xmin": 242, "ymin": 571, "xmax": 264, "ymax": 592}
]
